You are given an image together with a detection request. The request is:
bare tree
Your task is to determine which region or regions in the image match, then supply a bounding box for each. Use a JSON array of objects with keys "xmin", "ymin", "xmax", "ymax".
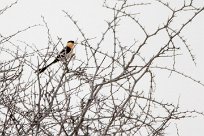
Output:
[{"xmin": 0, "ymin": 0, "xmax": 204, "ymax": 136}]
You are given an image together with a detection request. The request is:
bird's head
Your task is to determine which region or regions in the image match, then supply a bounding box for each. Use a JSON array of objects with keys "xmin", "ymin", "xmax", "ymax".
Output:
[{"xmin": 67, "ymin": 41, "xmax": 75, "ymax": 49}]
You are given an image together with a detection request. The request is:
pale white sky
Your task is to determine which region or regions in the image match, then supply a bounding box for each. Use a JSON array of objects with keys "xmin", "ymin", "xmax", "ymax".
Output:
[{"xmin": 1, "ymin": 0, "xmax": 204, "ymax": 135}]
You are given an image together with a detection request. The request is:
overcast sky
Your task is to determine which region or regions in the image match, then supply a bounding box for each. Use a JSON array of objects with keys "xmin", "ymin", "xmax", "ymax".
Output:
[{"xmin": 1, "ymin": 0, "xmax": 204, "ymax": 135}]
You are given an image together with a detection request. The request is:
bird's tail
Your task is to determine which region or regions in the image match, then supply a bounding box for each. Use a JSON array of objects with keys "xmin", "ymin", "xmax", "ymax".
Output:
[
  {"xmin": 36, "ymin": 59, "xmax": 58, "ymax": 74},
  {"xmin": 38, "ymin": 66, "xmax": 49, "ymax": 74}
]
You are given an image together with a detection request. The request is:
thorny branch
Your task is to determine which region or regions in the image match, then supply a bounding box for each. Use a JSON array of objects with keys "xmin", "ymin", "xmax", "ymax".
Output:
[{"xmin": 0, "ymin": 0, "xmax": 204, "ymax": 136}]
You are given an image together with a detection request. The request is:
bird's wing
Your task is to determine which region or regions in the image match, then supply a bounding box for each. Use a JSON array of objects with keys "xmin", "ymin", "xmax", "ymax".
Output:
[{"xmin": 56, "ymin": 47, "xmax": 72, "ymax": 60}]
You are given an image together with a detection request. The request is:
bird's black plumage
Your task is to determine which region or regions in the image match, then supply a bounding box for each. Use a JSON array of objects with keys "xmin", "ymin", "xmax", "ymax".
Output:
[
  {"xmin": 55, "ymin": 46, "xmax": 71, "ymax": 61},
  {"xmin": 67, "ymin": 40, "xmax": 74, "ymax": 44},
  {"xmin": 37, "ymin": 46, "xmax": 72, "ymax": 74}
]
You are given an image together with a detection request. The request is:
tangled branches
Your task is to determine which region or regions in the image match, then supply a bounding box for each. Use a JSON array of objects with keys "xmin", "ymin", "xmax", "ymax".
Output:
[{"xmin": 0, "ymin": 0, "xmax": 204, "ymax": 135}]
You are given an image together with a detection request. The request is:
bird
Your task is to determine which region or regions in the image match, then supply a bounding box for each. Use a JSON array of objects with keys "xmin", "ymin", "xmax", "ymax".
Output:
[{"xmin": 37, "ymin": 40, "xmax": 75, "ymax": 74}]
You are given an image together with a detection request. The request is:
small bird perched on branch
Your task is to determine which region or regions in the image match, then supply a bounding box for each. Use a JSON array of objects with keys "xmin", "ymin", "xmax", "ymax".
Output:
[{"xmin": 37, "ymin": 41, "xmax": 76, "ymax": 74}]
